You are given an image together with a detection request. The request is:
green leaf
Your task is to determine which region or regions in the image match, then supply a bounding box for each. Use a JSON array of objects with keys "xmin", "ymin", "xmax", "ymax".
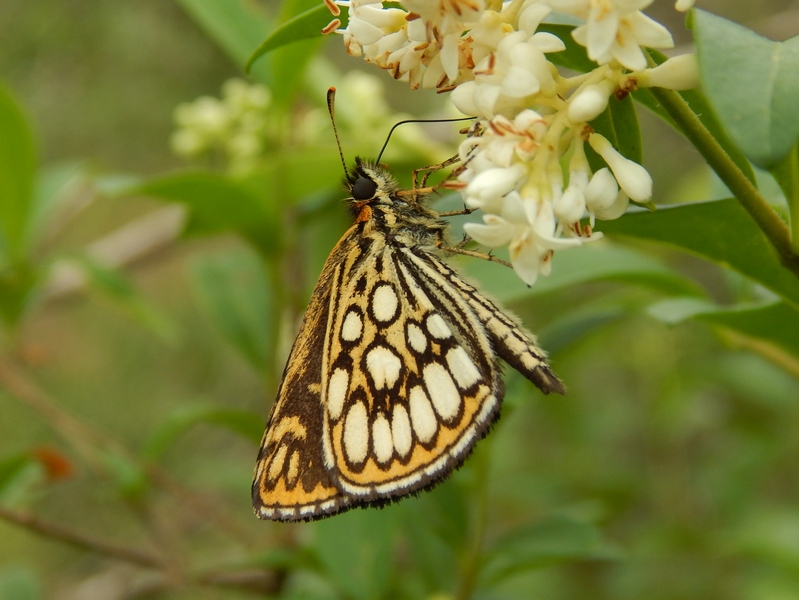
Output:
[
  {"xmin": 72, "ymin": 257, "xmax": 178, "ymax": 343},
  {"xmin": 769, "ymin": 145, "xmax": 799, "ymax": 251},
  {"xmin": 246, "ymin": 4, "xmax": 336, "ymax": 73},
  {"xmin": 0, "ymin": 566, "xmax": 41, "ymax": 600},
  {"xmin": 100, "ymin": 450, "xmax": 149, "ymax": 501},
  {"xmin": 236, "ymin": 148, "xmax": 341, "ymax": 210},
  {"xmin": 596, "ymin": 199, "xmax": 799, "ymax": 309},
  {"xmin": 693, "ymin": 9, "xmax": 799, "ymax": 169},
  {"xmin": 189, "ymin": 248, "xmax": 273, "ymax": 371},
  {"xmin": 26, "ymin": 161, "xmax": 86, "ymax": 253},
  {"xmin": 0, "ymin": 85, "xmax": 36, "ymax": 264},
  {"xmin": 142, "ymin": 404, "xmax": 264, "ymax": 461},
  {"xmin": 0, "ymin": 453, "xmax": 36, "ymax": 495},
  {"xmin": 479, "ymin": 515, "xmax": 617, "ymax": 587},
  {"xmin": 174, "ymin": 0, "xmax": 272, "ymax": 82},
  {"xmin": 0, "ymin": 261, "xmax": 39, "ymax": 330},
  {"xmin": 463, "ymin": 242, "xmax": 703, "ymax": 305},
  {"xmin": 312, "ymin": 508, "xmax": 402, "ymax": 600},
  {"xmin": 134, "ymin": 171, "xmax": 282, "ymax": 257},
  {"xmin": 649, "ymin": 297, "xmax": 799, "ymax": 359}
]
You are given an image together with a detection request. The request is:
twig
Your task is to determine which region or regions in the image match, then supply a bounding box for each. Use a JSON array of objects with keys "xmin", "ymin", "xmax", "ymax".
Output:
[
  {"xmin": 0, "ymin": 356, "xmax": 253, "ymax": 544},
  {"xmin": 0, "ymin": 504, "xmax": 165, "ymax": 569}
]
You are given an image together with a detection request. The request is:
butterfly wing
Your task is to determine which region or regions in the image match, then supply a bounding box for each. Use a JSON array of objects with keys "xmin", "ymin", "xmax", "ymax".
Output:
[{"xmin": 252, "ymin": 227, "xmax": 361, "ymax": 521}]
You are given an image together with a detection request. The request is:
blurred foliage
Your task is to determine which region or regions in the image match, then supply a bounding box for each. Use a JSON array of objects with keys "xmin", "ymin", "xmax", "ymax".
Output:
[{"xmin": 0, "ymin": 1, "xmax": 798, "ymax": 599}]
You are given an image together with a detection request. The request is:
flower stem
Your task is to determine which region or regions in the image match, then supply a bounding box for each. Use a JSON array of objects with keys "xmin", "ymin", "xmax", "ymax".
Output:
[{"xmin": 647, "ymin": 86, "xmax": 799, "ymax": 277}]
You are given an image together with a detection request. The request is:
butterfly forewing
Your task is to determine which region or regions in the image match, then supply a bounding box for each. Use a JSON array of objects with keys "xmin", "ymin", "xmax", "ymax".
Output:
[{"xmin": 253, "ymin": 159, "xmax": 564, "ymax": 522}]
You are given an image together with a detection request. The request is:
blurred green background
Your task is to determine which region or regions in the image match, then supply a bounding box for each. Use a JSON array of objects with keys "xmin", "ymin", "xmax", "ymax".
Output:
[{"xmin": 1, "ymin": 1, "xmax": 799, "ymax": 599}]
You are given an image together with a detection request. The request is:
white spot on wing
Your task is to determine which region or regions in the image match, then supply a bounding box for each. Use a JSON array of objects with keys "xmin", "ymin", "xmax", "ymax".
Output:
[
  {"xmin": 327, "ymin": 368, "xmax": 349, "ymax": 420},
  {"xmin": 409, "ymin": 386, "xmax": 437, "ymax": 443},
  {"xmin": 372, "ymin": 414, "xmax": 393, "ymax": 464},
  {"xmin": 372, "ymin": 284, "xmax": 399, "ymax": 322},
  {"xmin": 426, "ymin": 314, "xmax": 452, "ymax": 339},
  {"xmin": 407, "ymin": 322, "xmax": 427, "ymax": 354},
  {"xmin": 343, "ymin": 402, "xmax": 369, "ymax": 464},
  {"xmin": 392, "ymin": 404, "xmax": 412, "ymax": 457},
  {"xmin": 366, "ymin": 346, "xmax": 402, "ymax": 390},
  {"xmin": 341, "ymin": 310, "xmax": 363, "ymax": 342},
  {"xmin": 446, "ymin": 347, "xmax": 482, "ymax": 389},
  {"xmin": 424, "ymin": 363, "xmax": 461, "ymax": 420}
]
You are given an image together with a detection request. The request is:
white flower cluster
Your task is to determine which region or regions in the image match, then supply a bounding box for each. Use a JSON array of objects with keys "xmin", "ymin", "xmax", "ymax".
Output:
[
  {"xmin": 325, "ymin": 0, "xmax": 698, "ymax": 285},
  {"xmin": 171, "ymin": 79, "xmax": 273, "ymax": 173}
]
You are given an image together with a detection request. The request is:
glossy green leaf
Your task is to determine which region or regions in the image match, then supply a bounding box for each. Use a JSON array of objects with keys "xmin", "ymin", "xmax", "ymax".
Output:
[
  {"xmin": 134, "ymin": 172, "xmax": 281, "ymax": 257},
  {"xmin": 463, "ymin": 242, "xmax": 703, "ymax": 305},
  {"xmin": 74, "ymin": 257, "xmax": 178, "ymax": 343},
  {"xmin": 175, "ymin": 0, "xmax": 272, "ymax": 82},
  {"xmin": 649, "ymin": 298, "xmax": 799, "ymax": 359},
  {"xmin": 246, "ymin": 4, "xmax": 337, "ymax": 73},
  {"xmin": 0, "ymin": 85, "xmax": 36, "ymax": 264},
  {"xmin": 142, "ymin": 404, "xmax": 263, "ymax": 461},
  {"xmin": 479, "ymin": 515, "xmax": 616, "ymax": 587},
  {"xmin": 189, "ymin": 249, "xmax": 273, "ymax": 372},
  {"xmin": 693, "ymin": 9, "xmax": 799, "ymax": 169},
  {"xmin": 596, "ymin": 199, "xmax": 799, "ymax": 309}
]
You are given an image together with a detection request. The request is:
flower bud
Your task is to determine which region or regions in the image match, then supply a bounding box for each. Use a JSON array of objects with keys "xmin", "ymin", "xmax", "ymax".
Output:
[
  {"xmin": 584, "ymin": 168, "xmax": 618, "ymax": 212},
  {"xmin": 568, "ymin": 79, "xmax": 615, "ymax": 123},
  {"xmin": 594, "ymin": 191, "xmax": 630, "ymax": 220},
  {"xmin": 643, "ymin": 54, "xmax": 699, "ymax": 91},
  {"xmin": 589, "ymin": 134, "xmax": 652, "ymax": 201}
]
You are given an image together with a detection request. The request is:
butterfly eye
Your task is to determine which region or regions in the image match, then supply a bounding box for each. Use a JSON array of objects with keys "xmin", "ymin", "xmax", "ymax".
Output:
[{"xmin": 351, "ymin": 177, "xmax": 378, "ymax": 200}]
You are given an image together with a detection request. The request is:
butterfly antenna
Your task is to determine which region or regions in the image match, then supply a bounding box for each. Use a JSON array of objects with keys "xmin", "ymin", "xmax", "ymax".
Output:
[
  {"xmin": 375, "ymin": 116, "xmax": 476, "ymax": 164},
  {"xmin": 327, "ymin": 87, "xmax": 350, "ymax": 179}
]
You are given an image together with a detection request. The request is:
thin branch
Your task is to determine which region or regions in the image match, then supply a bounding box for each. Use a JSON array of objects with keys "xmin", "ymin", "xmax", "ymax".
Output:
[
  {"xmin": 42, "ymin": 205, "xmax": 186, "ymax": 302},
  {"xmin": 0, "ymin": 356, "xmax": 254, "ymax": 544},
  {"xmin": 0, "ymin": 504, "xmax": 165, "ymax": 569}
]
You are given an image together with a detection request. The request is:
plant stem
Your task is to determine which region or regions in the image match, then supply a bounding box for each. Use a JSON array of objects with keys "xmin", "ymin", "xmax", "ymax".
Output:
[
  {"xmin": 647, "ymin": 86, "xmax": 799, "ymax": 277},
  {"xmin": 0, "ymin": 504, "xmax": 165, "ymax": 569}
]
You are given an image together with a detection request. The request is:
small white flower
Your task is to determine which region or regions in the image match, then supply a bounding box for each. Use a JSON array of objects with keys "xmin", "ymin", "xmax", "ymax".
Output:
[
  {"xmin": 465, "ymin": 193, "xmax": 581, "ymax": 285},
  {"xmin": 549, "ymin": 0, "xmax": 674, "ymax": 70},
  {"xmin": 463, "ymin": 164, "xmax": 527, "ymax": 213},
  {"xmin": 674, "ymin": 0, "xmax": 695, "ymax": 12}
]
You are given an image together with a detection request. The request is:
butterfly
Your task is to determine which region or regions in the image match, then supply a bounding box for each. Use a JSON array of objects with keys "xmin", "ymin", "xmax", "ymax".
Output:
[{"xmin": 252, "ymin": 93, "xmax": 565, "ymax": 522}]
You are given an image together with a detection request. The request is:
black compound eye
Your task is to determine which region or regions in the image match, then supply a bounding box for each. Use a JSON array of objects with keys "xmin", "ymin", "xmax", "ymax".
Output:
[{"xmin": 351, "ymin": 176, "xmax": 378, "ymax": 200}]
